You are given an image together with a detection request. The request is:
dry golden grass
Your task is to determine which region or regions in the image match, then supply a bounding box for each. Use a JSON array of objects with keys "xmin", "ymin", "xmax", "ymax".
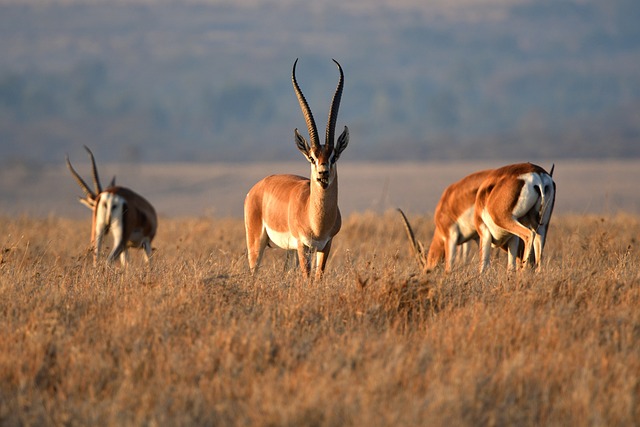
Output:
[{"xmin": 1, "ymin": 212, "xmax": 639, "ymax": 426}]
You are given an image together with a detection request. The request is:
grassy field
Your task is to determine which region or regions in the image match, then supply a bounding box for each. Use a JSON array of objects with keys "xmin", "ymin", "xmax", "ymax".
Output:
[{"xmin": 1, "ymin": 212, "xmax": 639, "ymax": 426}]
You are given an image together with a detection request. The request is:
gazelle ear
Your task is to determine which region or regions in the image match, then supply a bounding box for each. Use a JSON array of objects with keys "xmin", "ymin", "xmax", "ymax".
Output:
[
  {"xmin": 333, "ymin": 126, "xmax": 349, "ymax": 162},
  {"xmin": 295, "ymin": 128, "xmax": 313, "ymax": 162}
]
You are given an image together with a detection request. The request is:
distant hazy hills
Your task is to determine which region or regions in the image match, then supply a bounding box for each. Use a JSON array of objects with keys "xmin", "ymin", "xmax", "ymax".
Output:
[{"xmin": 1, "ymin": 0, "xmax": 639, "ymax": 164}]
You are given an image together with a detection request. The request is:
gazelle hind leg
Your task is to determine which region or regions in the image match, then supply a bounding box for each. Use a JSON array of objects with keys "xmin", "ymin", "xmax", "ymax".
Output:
[
  {"xmin": 247, "ymin": 229, "xmax": 268, "ymax": 275},
  {"xmin": 532, "ymin": 231, "xmax": 545, "ymax": 271},
  {"xmin": 107, "ymin": 222, "xmax": 127, "ymax": 266},
  {"xmin": 489, "ymin": 217, "xmax": 535, "ymax": 271},
  {"xmin": 244, "ymin": 199, "xmax": 268, "ymax": 275},
  {"xmin": 108, "ymin": 242, "xmax": 127, "ymax": 266},
  {"xmin": 507, "ymin": 237, "xmax": 520, "ymax": 272},
  {"xmin": 444, "ymin": 232, "xmax": 458, "ymax": 273},
  {"xmin": 142, "ymin": 239, "xmax": 152, "ymax": 263},
  {"xmin": 520, "ymin": 229, "xmax": 536, "ymax": 270}
]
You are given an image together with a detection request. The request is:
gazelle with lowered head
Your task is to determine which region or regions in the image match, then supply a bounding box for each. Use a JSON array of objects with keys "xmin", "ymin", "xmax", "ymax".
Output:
[
  {"xmin": 244, "ymin": 59, "xmax": 349, "ymax": 281},
  {"xmin": 398, "ymin": 168, "xmax": 493, "ymax": 273},
  {"xmin": 474, "ymin": 162, "xmax": 555, "ymax": 273},
  {"xmin": 66, "ymin": 146, "xmax": 158, "ymax": 266}
]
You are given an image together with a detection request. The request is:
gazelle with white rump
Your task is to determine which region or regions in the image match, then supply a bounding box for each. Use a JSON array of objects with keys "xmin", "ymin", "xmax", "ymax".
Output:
[
  {"xmin": 244, "ymin": 59, "xmax": 349, "ymax": 280},
  {"xmin": 474, "ymin": 162, "xmax": 555, "ymax": 273},
  {"xmin": 66, "ymin": 146, "xmax": 158, "ymax": 266}
]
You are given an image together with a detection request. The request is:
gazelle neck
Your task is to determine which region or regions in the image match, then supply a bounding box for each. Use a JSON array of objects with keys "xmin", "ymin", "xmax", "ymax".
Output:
[{"xmin": 308, "ymin": 170, "xmax": 339, "ymax": 236}]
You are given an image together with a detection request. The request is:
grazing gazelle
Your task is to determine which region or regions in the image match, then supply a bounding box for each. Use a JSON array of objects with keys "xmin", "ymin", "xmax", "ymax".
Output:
[
  {"xmin": 244, "ymin": 59, "xmax": 349, "ymax": 280},
  {"xmin": 427, "ymin": 168, "xmax": 494, "ymax": 272},
  {"xmin": 397, "ymin": 169, "xmax": 493, "ymax": 273},
  {"xmin": 399, "ymin": 164, "xmax": 555, "ymax": 273},
  {"xmin": 66, "ymin": 146, "xmax": 158, "ymax": 266},
  {"xmin": 474, "ymin": 162, "xmax": 555, "ymax": 272}
]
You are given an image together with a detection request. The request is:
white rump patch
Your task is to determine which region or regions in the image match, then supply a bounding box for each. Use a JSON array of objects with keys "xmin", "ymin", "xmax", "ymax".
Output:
[
  {"xmin": 96, "ymin": 193, "xmax": 125, "ymax": 233},
  {"xmin": 512, "ymin": 172, "xmax": 542, "ymax": 217}
]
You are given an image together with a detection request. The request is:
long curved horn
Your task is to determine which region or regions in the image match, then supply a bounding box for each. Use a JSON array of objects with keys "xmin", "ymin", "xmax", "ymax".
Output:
[
  {"xmin": 292, "ymin": 59, "xmax": 320, "ymax": 149},
  {"xmin": 325, "ymin": 59, "xmax": 344, "ymax": 150},
  {"xmin": 397, "ymin": 208, "xmax": 427, "ymax": 271},
  {"xmin": 83, "ymin": 145, "xmax": 102, "ymax": 194},
  {"xmin": 66, "ymin": 154, "xmax": 96, "ymax": 200}
]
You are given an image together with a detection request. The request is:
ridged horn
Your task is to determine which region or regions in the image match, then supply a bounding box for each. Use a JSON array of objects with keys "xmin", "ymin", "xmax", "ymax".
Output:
[
  {"xmin": 325, "ymin": 59, "xmax": 344, "ymax": 150},
  {"xmin": 66, "ymin": 154, "xmax": 96, "ymax": 200},
  {"xmin": 397, "ymin": 208, "xmax": 428, "ymax": 271},
  {"xmin": 292, "ymin": 59, "xmax": 320, "ymax": 149},
  {"xmin": 83, "ymin": 145, "xmax": 102, "ymax": 194}
]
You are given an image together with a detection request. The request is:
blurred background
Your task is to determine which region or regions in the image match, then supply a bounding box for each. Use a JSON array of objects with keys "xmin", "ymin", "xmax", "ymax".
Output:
[{"xmin": 1, "ymin": 0, "xmax": 639, "ymax": 165}]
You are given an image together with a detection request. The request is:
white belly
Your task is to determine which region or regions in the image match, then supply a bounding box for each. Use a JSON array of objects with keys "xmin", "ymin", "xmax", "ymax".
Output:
[
  {"xmin": 264, "ymin": 224, "xmax": 330, "ymax": 251},
  {"xmin": 265, "ymin": 225, "xmax": 298, "ymax": 250},
  {"xmin": 456, "ymin": 206, "xmax": 477, "ymax": 241}
]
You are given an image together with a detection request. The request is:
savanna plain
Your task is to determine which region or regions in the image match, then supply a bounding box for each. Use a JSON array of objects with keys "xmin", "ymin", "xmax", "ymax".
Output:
[
  {"xmin": 1, "ymin": 209, "xmax": 640, "ymax": 426},
  {"xmin": 1, "ymin": 160, "xmax": 640, "ymax": 426}
]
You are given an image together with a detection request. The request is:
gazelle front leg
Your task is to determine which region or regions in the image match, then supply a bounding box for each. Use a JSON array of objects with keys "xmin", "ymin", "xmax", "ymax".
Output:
[
  {"xmin": 477, "ymin": 223, "xmax": 493, "ymax": 273},
  {"xmin": 315, "ymin": 239, "xmax": 333, "ymax": 281},
  {"xmin": 444, "ymin": 230, "xmax": 459, "ymax": 273},
  {"xmin": 297, "ymin": 243, "xmax": 313, "ymax": 278},
  {"xmin": 94, "ymin": 232, "xmax": 104, "ymax": 266}
]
